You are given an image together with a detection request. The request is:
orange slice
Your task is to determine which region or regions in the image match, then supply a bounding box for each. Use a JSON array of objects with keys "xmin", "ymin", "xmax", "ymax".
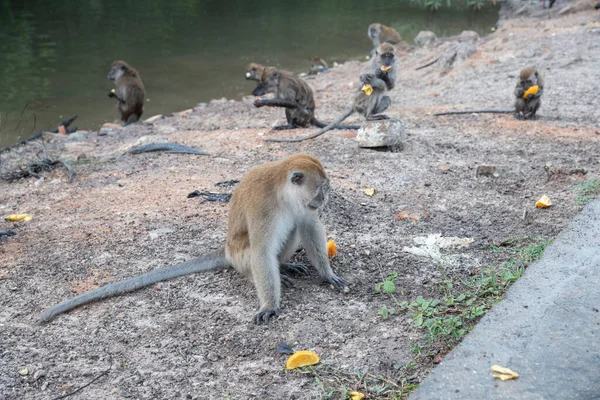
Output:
[
  {"xmin": 285, "ymin": 350, "xmax": 320, "ymax": 370},
  {"xmin": 327, "ymin": 239, "xmax": 337, "ymax": 258},
  {"xmin": 523, "ymin": 85, "xmax": 538, "ymax": 98},
  {"xmin": 535, "ymin": 195, "xmax": 551, "ymax": 208}
]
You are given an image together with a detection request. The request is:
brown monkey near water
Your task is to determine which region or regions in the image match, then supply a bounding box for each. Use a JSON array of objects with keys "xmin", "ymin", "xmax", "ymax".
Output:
[
  {"xmin": 245, "ymin": 63, "xmax": 265, "ymax": 82},
  {"xmin": 308, "ymin": 57, "xmax": 328, "ymax": 75},
  {"xmin": 434, "ymin": 67, "xmax": 543, "ymax": 120},
  {"xmin": 252, "ymin": 67, "xmax": 359, "ymax": 131},
  {"xmin": 368, "ymin": 23, "xmax": 402, "ymax": 56},
  {"xmin": 38, "ymin": 154, "xmax": 346, "ymax": 325},
  {"xmin": 267, "ymin": 43, "xmax": 397, "ymax": 143},
  {"xmin": 107, "ymin": 60, "xmax": 145, "ymax": 125}
]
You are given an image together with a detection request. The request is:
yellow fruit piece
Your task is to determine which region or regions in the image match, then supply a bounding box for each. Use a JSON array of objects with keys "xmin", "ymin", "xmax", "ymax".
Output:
[
  {"xmin": 362, "ymin": 188, "xmax": 375, "ymax": 197},
  {"xmin": 348, "ymin": 392, "xmax": 365, "ymax": 400},
  {"xmin": 491, "ymin": 365, "xmax": 519, "ymax": 378},
  {"xmin": 327, "ymin": 239, "xmax": 337, "ymax": 258},
  {"xmin": 245, "ymin": 72, "xmax": 251, "ymax": 78},
  {"xmin": 492, "ymin": 373, "xmax": 516, "ymax": 381},
  {"xmin": 5, "ymin": 214, "xmax": 33, "ymax": 222},
  {"xmin": 535, "ymin": 195, "xmax": 552, "ymax": 208},
  {"xmin": 523, "ymin": 85, "xmax": 538, "ymax": 98},
  {"xmin": 19, "ymin": 368, "xmax": 29, "ymax": 376},
  {"xmin": 380, "ymin": 65, "xmax": 392, "ymax": 72},
  {"xmin": 285, "ymin": 350, "xmax": 320, "ymax": 370},
  {"xmin": 365, "ymin": 55, "xmax": 371, "ymax": 61},
  {"xmin": 362, "ymin": 84, "xmax": 373, "ymax": 96},
  {"xmin": 111, "ymin": 88, "xmax": 116, "ymax": 93}
]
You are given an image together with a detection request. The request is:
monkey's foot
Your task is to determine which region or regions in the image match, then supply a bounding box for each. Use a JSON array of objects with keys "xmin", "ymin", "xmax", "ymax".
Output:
[
  {"xmin": 255, "ymin": 308, "xmax": 280, "ymax": 325},
  {"xmin": 368, "ymin": 115, "xmax": 390, "ymax": 121},
  {"xmin": 273, "ymin": 124, "xmax": 297, "ymax": 131},
  {"xmin": 280, "ymin": 263, "xmax": 309, "ymax": 277},
  {"xmin": 280, "ymin": 274, "xmax": 295, "ymax": 288},
  {"xmin": 325, "ymin": 274, "xmax": 347, "ymax": 290},
  {"xmin": 515, "ymin": 113, "xmax": 525, "ymax": 120}
]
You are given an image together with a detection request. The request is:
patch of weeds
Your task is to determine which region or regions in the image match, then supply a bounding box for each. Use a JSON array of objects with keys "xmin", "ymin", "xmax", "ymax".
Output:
[
  {"xmin": 296, "ymin": 361, "xmax": 419, "ymax": 399},
  {"xmin": 375, "ymin": 236, "xmax": 551, "ymax": 357},
  {"xmin": 574, "ymin": 179, "xmax": 600, "ymax": 206}
]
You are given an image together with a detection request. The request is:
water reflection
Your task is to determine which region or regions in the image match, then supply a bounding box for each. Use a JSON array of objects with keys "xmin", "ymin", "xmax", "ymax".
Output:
[{"xmin": 0, "ymin": 0, "xmax": 499, "ymax": 146}]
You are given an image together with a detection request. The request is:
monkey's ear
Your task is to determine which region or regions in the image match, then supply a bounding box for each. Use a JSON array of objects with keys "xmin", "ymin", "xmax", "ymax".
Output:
[
  {"xmin": 534, "ymin": 71, "xmax": 538, "ymax": 77},
  {"xmin": 291, "ymin": 172, "xmax": 304, "ymax": 185}
]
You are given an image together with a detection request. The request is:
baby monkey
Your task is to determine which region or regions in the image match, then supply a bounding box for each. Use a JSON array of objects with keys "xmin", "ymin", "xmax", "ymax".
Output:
[
  {"xmin": 38, "ymin": 154, "xmax": 346, "ymax": 325},
  {"xmin": 107, "ymin": 60, "xmax": 145, "ymax": 125},
  {"xmin": 434, "ymin": 67, "xmax": 543, "ymax": 120}
]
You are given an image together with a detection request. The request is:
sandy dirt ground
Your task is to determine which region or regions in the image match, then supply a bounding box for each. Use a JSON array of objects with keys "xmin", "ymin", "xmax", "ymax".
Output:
[{"xmin": 1, "ymin": 3, "xmax": 599, "ymax": 399}]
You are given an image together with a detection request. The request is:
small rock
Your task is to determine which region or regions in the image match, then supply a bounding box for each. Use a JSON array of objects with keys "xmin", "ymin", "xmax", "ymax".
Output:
[
  {"xmin": 433, "ymin": 354, "xmax": 444, "ymax": 364},
  {"xmin": 210, "ymin": 97, "xmax": 228, "ymax": 104},
  {"xmin": 98, "ymin": 123, "xmax": 121, "ymax": 136},
  {"xmin": 459, "ymin": 30, "xmax": 479, "ymax": 42},
  {"xmin": 148, "ymin": 228, "xmax": 174, "ymax": 240},
  {"xmin": 194, "ymin": 103, "xmax": 208, "ymax": 111},
  {"xmin": 275, "ymin": 341, "xmax": 294, "ymax": 354},
  {"xmin": 476, "ymin": 165, "xmax": 498, "ymax": 177},
  {"xmin": 356, "ymin": 118, "xmax": 407, "ymax": 149},
  {"xmin": 414, "ymin": 31, "xmax": 437, "ymax": 46},
  {"xmin": 33, "ymin": 369, "xmax": 47, "ymax": 380},
  {"xmin": 144, "ymin": 114, "xmax": 163, "ymax": 124},
  {"xmin": 41, "ymin": 381, "xmax": 48, "ymax": 391},
  {"xmin": 64, "ymin": 142, "xmax": 95, "ymax": 155},
  {"xmin": 206, "ymin": 352, "xmax": 219, "ymax": 362},
  {"xmin": 178, "ymin": 109, "xmax": 193, "ymax": 118}
]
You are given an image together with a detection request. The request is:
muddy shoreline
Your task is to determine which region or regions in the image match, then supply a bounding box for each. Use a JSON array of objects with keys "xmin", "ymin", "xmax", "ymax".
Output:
[{"xmin": 1, "ymin": 2, "xmax": 600, "ymax": 399}]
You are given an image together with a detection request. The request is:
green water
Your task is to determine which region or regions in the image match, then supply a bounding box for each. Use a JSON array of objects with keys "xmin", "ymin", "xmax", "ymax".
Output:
[{"xmin": 0, "ymin": 0, "xmax": 499, "ymax": 147}]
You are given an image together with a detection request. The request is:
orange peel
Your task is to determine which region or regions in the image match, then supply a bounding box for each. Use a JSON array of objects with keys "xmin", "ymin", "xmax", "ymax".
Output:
[
  {"xmin": 285, "ymin": 350, "xmax": 320, "ymax": 370},
  {"xmin": 380, "ymin": 65, "xmax": 392, "ymax": 72},
  {"xmin": 327, "ymin": 239, "xmax": 337, "ymax": 258},
  {"xmin": 535, "ymin": 195, "xmax": 551, "ymax": 208},
  {"xmin": 362, "ymin": 84, "xmax": 373, "ymax": 96},
  {"xmin": 523, "ymin": 85, "xmax": 538, "ymax": 98}
]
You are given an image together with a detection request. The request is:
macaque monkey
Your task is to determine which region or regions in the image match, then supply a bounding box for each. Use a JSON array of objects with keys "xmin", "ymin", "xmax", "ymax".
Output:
[
  {"xmin": 38, "ymin": 154, "xmax": 346, "ymax": 325},
  {"xmin": 107, "ymin": 60, "xmax": 145, "ymax": 125},
  {"xmin": 245, "ymin": 63, "xmax": 265, "ymax": 82},
  {"xmin": 514, "ymin": 67, "xmax": 543, "ymax": 120},
  {"xmin": 435, "ymin": 67, "xmax": 543, "ymax": 120},
  {"xmin": 368, "ymin": 23, "xmax": 402, "ymax": 57},
  {"xmin": 252, "ymin": 67, "xmax": 359, "ymax": 131},
  {"xmin": 266, "ymin": 44, "xmax": 397, "ymax": 143},
  {"xmin": 308, "ymin": 57, "xmax": 328, "ymax": 75}
]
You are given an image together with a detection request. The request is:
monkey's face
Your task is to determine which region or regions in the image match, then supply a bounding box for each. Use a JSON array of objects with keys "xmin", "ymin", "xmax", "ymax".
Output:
[
  {"xmin": 521, "ymin": 71, "xmax": 538, "ymax": 90},
  {"xmin": 379, "ymin": 52, "xmax": 395, "ymax": 68},
  {"xmin": 252, "ymin": 69, "xmax": 279, "ymax": 96},
  {"xmin": 289, "ymin": 171, "xmax": 331, "ymax": 211},
  {"xmin": 368, "ymin": 24, "xmax": 381, "ymax": 40},
  {"xmin": 108, "ymin": 64, "xmax": 126, "ymax": 81}
]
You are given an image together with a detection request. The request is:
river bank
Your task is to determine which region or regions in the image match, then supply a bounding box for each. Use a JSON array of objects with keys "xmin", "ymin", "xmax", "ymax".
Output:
[{"xmin": 1, "ymin": 2, "xmax": 599, "ymax": 399}]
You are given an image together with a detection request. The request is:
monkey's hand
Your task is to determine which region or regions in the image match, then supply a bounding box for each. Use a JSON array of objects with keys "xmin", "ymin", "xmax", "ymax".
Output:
[
  {"xmin": 254, "ymin": 97, "xmax": 265, "ymax": 108},
  {"xmin": 325, "ymin": 274, "xmax": 347, "ymax": 290},
  {"xmin": 108, "ymin": 91, "xmax": 116, "ymax": 98},
  {"xmin": 360, "ymin": 73, "xmax": 375, "ymax": 84},
  {"xmin": 255, "ymin": 308, "xmax": 280, "ymax": 324},
  {"xmin": 515, "ymin": 88, "xmax": 525, "ymax": 98}
]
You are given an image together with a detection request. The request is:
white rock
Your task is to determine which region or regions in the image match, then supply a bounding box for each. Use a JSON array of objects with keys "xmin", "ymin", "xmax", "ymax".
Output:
[
  {"xmin": 144, "ymin": 114, "xmax": 163, "ymax": 124},
  {"xmin": 356, "ymin": 118, "xmax": 407, "ymax": 149},
  {"xmin": 414, "ymin": 31, "xmax": 437, "ymax": 46}
]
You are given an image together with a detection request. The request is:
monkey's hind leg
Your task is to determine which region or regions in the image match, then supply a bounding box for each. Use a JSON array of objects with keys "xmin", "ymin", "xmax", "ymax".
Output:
[
  {"xmin": 368, "ymin": 96, "xmax": 391, "ymax": 120},
  {"xmin": 273, "ymin": 124, "xmax": 298, "ymax": 131},
  {"xmin": 124, "ymin": 113, "xmax": 140, "ymax": 127}
]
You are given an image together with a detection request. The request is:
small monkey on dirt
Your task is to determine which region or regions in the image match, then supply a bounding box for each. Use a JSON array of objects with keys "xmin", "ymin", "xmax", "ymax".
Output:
[
  {"xmin": 434, "ymin": 67, "xmax": 543, "ymax": 120},
  {"xmin": 38, "ymin": 154, "xmax": 346, "ymax": 325},
  {"xmin": 252, "ymin": 67, "xmax": 359, "ymax": 131},
  {"xmin": 107, "ymin": 60, "xmax": 145, "ymax": 125},
  {"xmin": 514, "ymin": 67, "xmax": 543, "ymax": 120},
  {"xmin": 308, "ymin": 57, "xmax": 328, "ymax": 75},
  {"xmin": 267, "ymin": 43, "xmax": 398, "ymax": 143},
  {"xmin": 368, "ymin": 23, "xmax": 402, "ymax": 57}
]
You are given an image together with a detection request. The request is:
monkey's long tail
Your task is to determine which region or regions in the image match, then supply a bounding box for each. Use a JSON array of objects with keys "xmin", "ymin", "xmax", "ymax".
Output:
[
  {"xmin": 266, "ymin": 108, "xmax": 354, "ymax": 143},
  {"xmin": 312, "ymin": 119, "xmax": 360, "ymax": 130},
  {"xmin": 434, "ymin": 109, "xmax": 514, "ymax": 116},
  {"xmin": 38, "ymin": 249, "xmax": 229, "ymax": 323}
]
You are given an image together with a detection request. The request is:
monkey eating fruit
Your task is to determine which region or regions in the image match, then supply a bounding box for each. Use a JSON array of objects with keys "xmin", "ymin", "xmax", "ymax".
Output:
[
  {"xmin": 38, "ymin": 154, "xmax": 346, "ymax": 325},
  {"xmin": 107, "ymin": 60, "xmax": 145, "ymax": 125}
]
